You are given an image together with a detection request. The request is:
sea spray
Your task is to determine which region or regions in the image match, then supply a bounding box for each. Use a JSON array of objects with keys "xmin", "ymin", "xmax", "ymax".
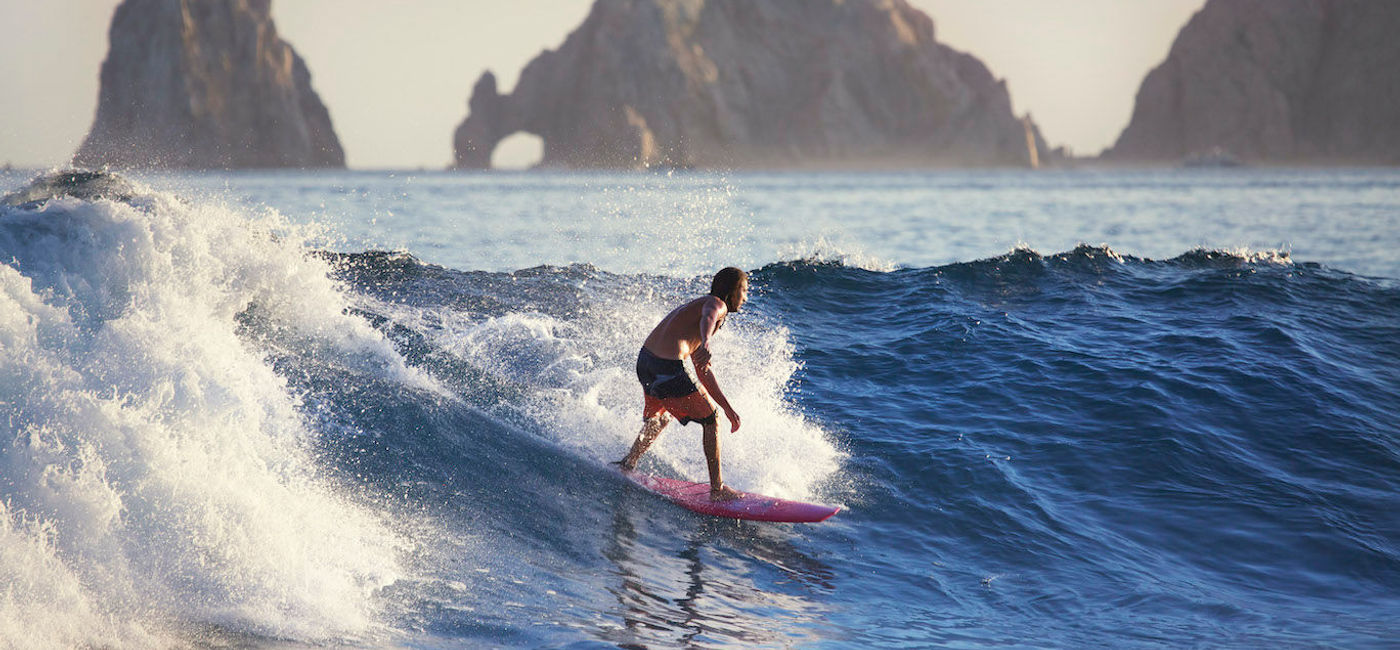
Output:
[{"xmin": 0, "ymin": 173, "xmax": 430, "ymax": 646}]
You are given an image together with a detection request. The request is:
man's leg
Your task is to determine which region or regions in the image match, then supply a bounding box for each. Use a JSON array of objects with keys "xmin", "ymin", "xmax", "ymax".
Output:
[
  {"xmin": 702, "ymin": 416, "xmax": 740, "ymax": 501},
  {"xmin": 620, "ymin": 414, "xmax": 670, "ymax": 470}
]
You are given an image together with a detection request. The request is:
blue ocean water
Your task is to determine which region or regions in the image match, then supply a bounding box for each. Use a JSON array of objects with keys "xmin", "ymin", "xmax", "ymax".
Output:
[{"xmin": 0, "ymin": 168, "xmax": 1396, "ymax": 648}]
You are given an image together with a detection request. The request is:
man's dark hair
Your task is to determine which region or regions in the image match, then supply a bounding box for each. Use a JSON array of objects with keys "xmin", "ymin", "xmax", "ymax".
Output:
[{"xmin": 710, "ymin": 267, "xmax": 748, "ymax": 312}]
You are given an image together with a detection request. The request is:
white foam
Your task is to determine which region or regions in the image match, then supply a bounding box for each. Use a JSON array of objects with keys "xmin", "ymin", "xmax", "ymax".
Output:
[
  {"xmin": 777, "ymin": 235, "xmax": 897, "ymax": 272},
  {"xmin": 1211, "ymin": 246, "xmax": 1294, "ymax": 265},
  {"xmin": 0, "ymin": 180, "xmax": 427, "ymax": 646},
  {"xmin": 0, "ymin": 500, "xmax": 160, "ymax": 648}
]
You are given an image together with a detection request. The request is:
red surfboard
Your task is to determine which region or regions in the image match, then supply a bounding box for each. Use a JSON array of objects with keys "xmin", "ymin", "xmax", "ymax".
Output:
[{"xmin": 623, "ymin": 470, "xmax": 840, "ymax": 523}]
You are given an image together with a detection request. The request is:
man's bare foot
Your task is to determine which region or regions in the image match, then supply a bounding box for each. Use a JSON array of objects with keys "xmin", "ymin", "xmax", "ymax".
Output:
[
  {"xmin": 614, "ymin": 459, "xmax": 636, "ymax": 471},
  {"xmin": 709, "ymin": 484, "xmax": 741, "ymax": 501}
]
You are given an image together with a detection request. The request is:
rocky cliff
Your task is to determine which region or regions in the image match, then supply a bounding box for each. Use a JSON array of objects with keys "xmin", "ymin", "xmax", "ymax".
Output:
[
  {"xmin": 74, "ymin": 0, "xmax": 344, "ymax": 170},
  {"xmin": 1105, "ymin": 0, "xmax": 1400, "ymax": 165},
  {"xmin": 454, "ymin": 0, "xmax": 1047, "ymax": 170}
]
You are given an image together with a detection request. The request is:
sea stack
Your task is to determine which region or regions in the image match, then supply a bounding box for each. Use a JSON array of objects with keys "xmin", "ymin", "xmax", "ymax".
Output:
[
  {"xmin": 454, "ymin": 0, "xmax": 1047, "ymax": 170},
  {"xmin": 74, "ymin": 0, "xmax": 344, "ymax": 170},
  {"xmin": 1105, "ymin": 0, "xmax": 1400, "ymax": 165}
]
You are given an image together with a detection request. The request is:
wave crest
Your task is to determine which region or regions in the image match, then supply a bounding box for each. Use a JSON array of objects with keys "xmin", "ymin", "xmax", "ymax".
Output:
[{"xmin": 0, "ymin": 171, "xmax": 420, "ymax": 646}]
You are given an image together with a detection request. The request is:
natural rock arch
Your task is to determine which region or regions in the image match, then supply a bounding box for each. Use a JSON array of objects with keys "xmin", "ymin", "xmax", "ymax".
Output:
[
  {"xmin": 453, "ymin": 70, "xmax": 665, "ymax": 170},
  {"xmin": 491, "ymin": 132, "xmax": 545, "ymax": 169}
]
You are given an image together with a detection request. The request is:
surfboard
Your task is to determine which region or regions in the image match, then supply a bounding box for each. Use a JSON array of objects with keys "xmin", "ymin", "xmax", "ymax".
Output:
[{"xmin": 622, "ymin": 470, "xmax": 840, "ymax": 523}]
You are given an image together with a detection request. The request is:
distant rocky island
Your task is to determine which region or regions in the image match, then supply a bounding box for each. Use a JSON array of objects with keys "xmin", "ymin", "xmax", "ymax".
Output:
[
  {"xmin": 1104, "ymin": 0, "xmax": 1400, "ymax": 166},
  {"xmin": 74, "ymin": 0, "xmax": 343, "ymax": 170},
  {"xmin": 454, "ymin": 0, "xmax": 1049, "ymax": 170}
]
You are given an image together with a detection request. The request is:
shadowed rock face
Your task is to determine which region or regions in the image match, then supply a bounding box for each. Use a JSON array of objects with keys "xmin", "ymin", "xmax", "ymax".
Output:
[
  {"xmin": 454, "ymin": 0, "xmax": 1045, "ymax": 170},
  {"xmin": 1105, "ymin": 0, "xmax": 1400, "ymax": 165},
  {"xmin": 74, "ymin": 0, "xmax": 344, "ymax": 170}
]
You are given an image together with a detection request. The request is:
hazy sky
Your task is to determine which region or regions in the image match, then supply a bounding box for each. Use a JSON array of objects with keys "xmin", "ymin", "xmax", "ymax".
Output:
[{"xmin": 0, "ymin": 0, "xmax": 1205, "ymax": 170}]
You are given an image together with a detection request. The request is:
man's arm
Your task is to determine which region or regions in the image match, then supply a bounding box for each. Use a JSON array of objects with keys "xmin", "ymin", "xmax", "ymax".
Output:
[
  {"xmin": 693, "ymin": 298, "xmax": 740, "ymax": 432},
  {"xmin": 696, "ymin": 296, "xmax": 725, "ymax": 350},
  {"xmin": 693, "ymin": 354, "xmax": 741, "ymax": 433}
]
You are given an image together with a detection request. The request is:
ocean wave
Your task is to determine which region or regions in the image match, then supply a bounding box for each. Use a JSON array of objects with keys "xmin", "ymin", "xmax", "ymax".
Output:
[
  {"xmin": 0, "ymin": 171, "xmax": 425, "ymax": 647},
  {"xmin": 4, "ymin": 170, "xmax": 1397, "ymax": 647}
]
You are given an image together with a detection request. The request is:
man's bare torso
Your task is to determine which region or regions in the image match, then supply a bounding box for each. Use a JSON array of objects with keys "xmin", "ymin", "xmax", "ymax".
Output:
[{"xmin": 643, "ymin": 296, "xmax": 725, "ymax": 360}]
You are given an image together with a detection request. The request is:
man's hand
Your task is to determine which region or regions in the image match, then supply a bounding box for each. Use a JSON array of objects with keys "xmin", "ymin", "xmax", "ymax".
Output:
[{"xmin": 725, "ymin": 407, "xmax": 741, "ymax": 433}]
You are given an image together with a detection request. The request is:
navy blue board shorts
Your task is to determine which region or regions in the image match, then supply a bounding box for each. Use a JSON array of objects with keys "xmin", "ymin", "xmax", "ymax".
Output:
[{"xmin": 636, "ymin": 347, "xmax": 715, "ymax": 425}]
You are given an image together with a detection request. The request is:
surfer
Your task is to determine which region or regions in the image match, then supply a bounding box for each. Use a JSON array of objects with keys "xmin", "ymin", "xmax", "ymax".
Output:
[{"xmin": 619, "ymin": 267, "xmax": 748, "ymax": 501}]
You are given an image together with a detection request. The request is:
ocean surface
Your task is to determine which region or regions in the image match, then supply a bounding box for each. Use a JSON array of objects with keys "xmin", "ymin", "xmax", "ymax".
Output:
[{"xmin": 1, "ymin": 167, "xmax": 1396, "ymax": 649}]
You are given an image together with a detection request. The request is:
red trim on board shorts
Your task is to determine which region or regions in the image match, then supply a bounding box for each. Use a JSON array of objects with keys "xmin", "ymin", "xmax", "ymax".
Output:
[{"xmin": 642, "ymin": 390, "xmax": 716, "ymax": 425}]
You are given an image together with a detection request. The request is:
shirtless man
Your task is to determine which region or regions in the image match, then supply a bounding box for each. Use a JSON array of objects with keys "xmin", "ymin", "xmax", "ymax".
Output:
[{"xmin": 618, "ymin": 267, "xmax": 748, "ymax": 500}]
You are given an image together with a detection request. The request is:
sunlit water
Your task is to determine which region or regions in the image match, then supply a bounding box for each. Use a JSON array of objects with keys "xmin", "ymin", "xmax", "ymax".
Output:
[{"xmin": 71, "ymin": 166, "xmax": 1400, "ymax": 280}]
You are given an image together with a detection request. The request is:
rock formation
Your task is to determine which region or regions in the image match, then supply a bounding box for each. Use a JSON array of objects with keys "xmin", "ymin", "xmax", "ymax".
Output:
[
  {"xmin": 74, "ymin": 0, "xmax": 344, "ymax": 170},
  {"xmin": 1105, "ymin": 0, "xmax": 1400, "ymax": 165},
  {"xmin": 454, "ymin": 0, "xmax": 1047, "ymax": 170}
]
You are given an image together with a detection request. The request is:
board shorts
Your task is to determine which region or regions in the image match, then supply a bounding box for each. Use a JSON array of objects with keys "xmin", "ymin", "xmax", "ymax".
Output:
[{"xmin": 636, "ymin": 346, "xmax": 716, "ymax": 426}]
